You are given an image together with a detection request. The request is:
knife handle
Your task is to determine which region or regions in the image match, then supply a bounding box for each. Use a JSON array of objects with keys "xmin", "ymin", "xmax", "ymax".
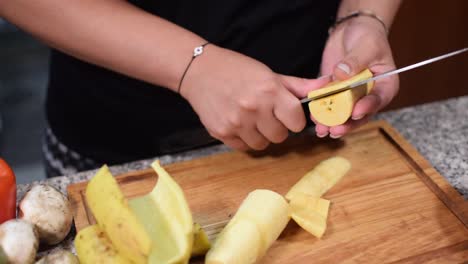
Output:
[{"xmin": 301, "ymin": 100, "xmax": 315, "ymax": 128}]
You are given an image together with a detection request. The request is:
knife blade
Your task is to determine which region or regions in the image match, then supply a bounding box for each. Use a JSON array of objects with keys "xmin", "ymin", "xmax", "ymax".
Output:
[{"xmin": 300, "ymin": 47, "xmax": 468, "ymax": 104}]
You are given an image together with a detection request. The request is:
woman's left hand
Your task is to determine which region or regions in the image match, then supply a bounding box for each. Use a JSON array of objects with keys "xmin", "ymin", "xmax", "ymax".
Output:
[{"xmin": 316, "ymin": 15, "xmax": 399, "ymax": 138}]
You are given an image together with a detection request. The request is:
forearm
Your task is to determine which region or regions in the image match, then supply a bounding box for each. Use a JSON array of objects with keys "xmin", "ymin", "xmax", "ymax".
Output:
[
  {"xmin": 0, "ymin": 0, "xmax": 205, "ymax": 92},
  {"xmin": 337, "ymin": 0, "xmax": 402, "ymax": 30}
]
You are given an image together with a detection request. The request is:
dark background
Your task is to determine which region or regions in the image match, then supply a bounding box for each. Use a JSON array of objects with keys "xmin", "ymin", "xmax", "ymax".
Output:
[
  {"xmin": 387, "ymin": 0, "xmax": 468, "ymax": 110},
  {"xmin": 0, "ymin": 0, "xmax": 467, "ymax": 183},
  {"xmin": 0, "ymin": 22, "xmax": 49, "ymax": 183}
]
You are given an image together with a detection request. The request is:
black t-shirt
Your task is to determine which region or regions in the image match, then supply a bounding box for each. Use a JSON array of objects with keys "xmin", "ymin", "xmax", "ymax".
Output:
[{"xmin": 46, "ymin": 0, "xmax": 340, "ymax": 164}]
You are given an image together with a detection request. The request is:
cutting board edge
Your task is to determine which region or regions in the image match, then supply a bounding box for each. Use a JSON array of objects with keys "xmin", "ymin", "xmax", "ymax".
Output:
[{"xmin": 375, "ymin": 120, "xmax": 468, "ymax": 226}]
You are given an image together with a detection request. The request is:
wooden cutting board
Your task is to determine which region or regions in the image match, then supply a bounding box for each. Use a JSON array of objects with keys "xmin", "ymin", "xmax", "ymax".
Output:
[{"xmin": 67, "ymin": 121, "xmax": 468, "ymax": 263}]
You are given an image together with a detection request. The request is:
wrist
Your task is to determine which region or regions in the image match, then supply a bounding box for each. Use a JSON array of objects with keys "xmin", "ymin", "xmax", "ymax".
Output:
[
  {"xmin": 330, "ymin": 10, "xmax": 388, "ymax": 36},
  {"xmin": 158, "ymin": 35, "xmax": 208, "ymax": 93},
  {"xmin": 177, "ymin": 41, "xmax": 211, "ymax": 94},
  {"xmin": 330, "ymin": 11, "xmax": 388, "ymax": 38},
  {"xmin": 335, "ymin": 0, "xmax": 402, "ymax": 33},
  {"xmin": 178, "ymin": 44, "xmax": 222, "ymax": 101}
]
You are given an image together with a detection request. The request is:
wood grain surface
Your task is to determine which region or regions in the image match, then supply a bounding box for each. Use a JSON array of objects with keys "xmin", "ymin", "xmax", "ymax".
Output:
[{"xmin": 68, "ymin": 121, "xmax": 468, "ymax": 263}]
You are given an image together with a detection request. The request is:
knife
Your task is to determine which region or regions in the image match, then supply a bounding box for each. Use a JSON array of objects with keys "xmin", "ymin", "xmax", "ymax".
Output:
[{"xmin": 300, "ymin": 47, "xmax": 468, "ymax": 104}]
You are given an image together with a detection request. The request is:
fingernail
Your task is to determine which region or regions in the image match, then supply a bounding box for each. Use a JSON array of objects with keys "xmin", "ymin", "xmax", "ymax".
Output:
[
  {"xmin": 337, "ymin": 63, "xmax": 351, "ymax": 75},
  {"xmin": 330, "ymin": 134, "xmax": 343, "ymax": 139},
  {"xmin": 316, "ymin": 132, "xmax": 329, "ymax": 138},
  {"xmin": 318, "ymin": 75, "xmax": 332, "ymax": 80},
  {"xmin": 352, "ymin": 114, "xmax": 365, "ymax": 120}
]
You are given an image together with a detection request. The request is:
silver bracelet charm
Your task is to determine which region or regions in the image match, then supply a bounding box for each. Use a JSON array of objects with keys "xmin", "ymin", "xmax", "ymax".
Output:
[
  {"xmin": 193, "ymin": 45, "xmax": 205, "ymax": 57},
  {"xmin": 177, "ymin": 42, "xmax": 210, "ymax": 94}
]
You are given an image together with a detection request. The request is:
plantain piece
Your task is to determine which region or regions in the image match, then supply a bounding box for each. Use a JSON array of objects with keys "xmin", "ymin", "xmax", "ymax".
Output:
[
  {"xmin": 75, "ymin": 225, "xmax": 131, "ymax": 264},
  {"xmin": 289, "ymin": 195, "xmax": 330, "ymax": 238},
  {"xmin": 286, "ymin": 156, "xmax": 351, "ymax": 201},
  {"xmin": 191, "ymin": 223, "xmax": 211, "ymax": 257},
  {"xmin": 290, "ymin": 194, "xmax": 330, "ymax": 219},
  {"xmin": 205, "ymin": 219, "xmax": 262, "ymax": 264},
  {"xmin": 129, "ymin": 160, "xmax": 193, "ymax": 264},
  {"xmin": 291, "ymin": 209, "xmax": 327, "ymax": 239},
  {"xmin": 234, "ymin": 190, "xmax": 290, "ymax": 256},
  {"xmin": 206, "ymin": 190, "xmax": 290, "ymax": 264},
  {"xmin": 287, "ymin": 157, "xmax": 351, "ymax": 238},
  {"xmin": 308, "ymin": 69, "xmax": 374, "ymax": 126},
  {"xmin": 86, "ymin": 165, "xmax": 151, "ymax": 264}
]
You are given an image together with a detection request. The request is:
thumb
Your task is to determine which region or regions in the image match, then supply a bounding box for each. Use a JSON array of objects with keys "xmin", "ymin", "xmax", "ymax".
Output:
[
  {"xmin": 334, "ymin": 46, "xmax": 379, "ymax": 81},
  {"xmin": 279, "ymin": 75, "xmax": 332, "ymax": 98}
]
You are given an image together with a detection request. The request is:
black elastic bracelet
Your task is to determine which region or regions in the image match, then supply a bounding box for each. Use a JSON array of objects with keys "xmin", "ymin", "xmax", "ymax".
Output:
[
  {"xmin": 177, "ymin": 42, "xmax": 210, "ymax": 94},
  {"xmin": 329, "ymin": 10, "xmax": 388, "ymax": 35}
]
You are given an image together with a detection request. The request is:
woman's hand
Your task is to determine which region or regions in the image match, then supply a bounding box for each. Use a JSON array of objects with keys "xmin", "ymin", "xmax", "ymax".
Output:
[
  {"xmin": 181, "ymin": 45, "xmax": 330, "ymax": 151},
  {"xmin": 317, "ymin": 16, "xmax": 399, "ymax": 138}
]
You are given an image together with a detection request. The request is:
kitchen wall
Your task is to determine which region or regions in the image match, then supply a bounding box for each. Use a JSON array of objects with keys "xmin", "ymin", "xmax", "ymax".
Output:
[{"xmin": 386, "ymin": 0, "xmax": 468, "ymax": 110}]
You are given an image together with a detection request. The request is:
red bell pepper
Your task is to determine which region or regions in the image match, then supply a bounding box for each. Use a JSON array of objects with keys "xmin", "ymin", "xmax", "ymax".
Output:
[{"xmin": 0, "ymin": 158, "xmax": 16, "ymax": 224}]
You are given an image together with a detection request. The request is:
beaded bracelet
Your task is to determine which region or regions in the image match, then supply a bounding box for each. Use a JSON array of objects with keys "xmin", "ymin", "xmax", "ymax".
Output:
[
  {"xmin": 177, "ymin": 42, "xmax": 210, "ymax": 94},
  {"xmin": 329, "ymin": 10, "xmax": 388, "ymax": 35}
]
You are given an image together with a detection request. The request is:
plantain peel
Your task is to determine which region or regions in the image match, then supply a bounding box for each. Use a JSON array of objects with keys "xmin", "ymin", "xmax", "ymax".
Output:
[
  {"xmin": 129, "ymin": 160, "xmax": 194, "ymax": 264},
  {"xmin": 85, "ymin": 165, "xmax": 151, "ymax": 264},
  {"xmin": 75, "ymin": 225, "xmax": 131, "ymax": 264}
]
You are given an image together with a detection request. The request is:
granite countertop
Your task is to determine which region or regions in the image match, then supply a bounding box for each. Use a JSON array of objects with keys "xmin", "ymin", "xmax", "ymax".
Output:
[{"xmin": 16, "ymin": 95, "xmax": 468, "ymax": 256}]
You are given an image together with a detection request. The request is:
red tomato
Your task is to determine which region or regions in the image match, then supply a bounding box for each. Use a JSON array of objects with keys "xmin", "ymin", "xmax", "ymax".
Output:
[{"xmin": 0, "ymin": 158, "xmax": 16, "ymax": 223}]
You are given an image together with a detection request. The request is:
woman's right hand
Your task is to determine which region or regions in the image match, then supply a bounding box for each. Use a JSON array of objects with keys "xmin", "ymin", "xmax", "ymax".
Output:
[{"xmin": 181, "ymin": 45, "xmax": 330, "ymax": 151}]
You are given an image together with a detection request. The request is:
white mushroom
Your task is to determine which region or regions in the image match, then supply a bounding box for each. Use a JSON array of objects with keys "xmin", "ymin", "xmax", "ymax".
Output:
[
  {"xmin": 35, "ymin": 249, "xmax": 79, "ymax": 264},
  {"xmin": 19, "ymin": 184, "xmax": 73, "ymax": 245},
  {"xmin": 0, "ymin": 219, "xmax": 39, "ymax": 264}
]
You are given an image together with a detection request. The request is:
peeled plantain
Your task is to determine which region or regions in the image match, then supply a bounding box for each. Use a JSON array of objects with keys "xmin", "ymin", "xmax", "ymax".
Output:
[
  {"xmin": 286, "ymin": 156, "xmax": 351, "ymax": 201},
  {"xmin": 308, "ymin": 69, "xmax": 374, "ymax": 126},
  {"xmin": 206, "ymin": 190, "xmax": 290, "ymax": 264}
]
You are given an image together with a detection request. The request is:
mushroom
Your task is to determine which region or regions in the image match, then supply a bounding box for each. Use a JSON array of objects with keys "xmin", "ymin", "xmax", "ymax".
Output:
[
  {"xmin": 35, "ymin": 249, "xmax": 79, "ymax": 264},
  {"xmin": 0, "ymin": 219, "xmax": 39, "ymax": 264},
  {"xmin": 19, "ymin": 184, "xmax": 73, "ymax": 245}
]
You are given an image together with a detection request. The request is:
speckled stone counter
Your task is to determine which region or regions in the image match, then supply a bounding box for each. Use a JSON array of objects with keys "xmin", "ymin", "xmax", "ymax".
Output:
[
  {"xmin": 376, "ymin": 96, "xmax": 468, "ymax": 199},
  {"xmin": 16, "ymin": 95, "xmax": 468, "ymax": 255}
]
